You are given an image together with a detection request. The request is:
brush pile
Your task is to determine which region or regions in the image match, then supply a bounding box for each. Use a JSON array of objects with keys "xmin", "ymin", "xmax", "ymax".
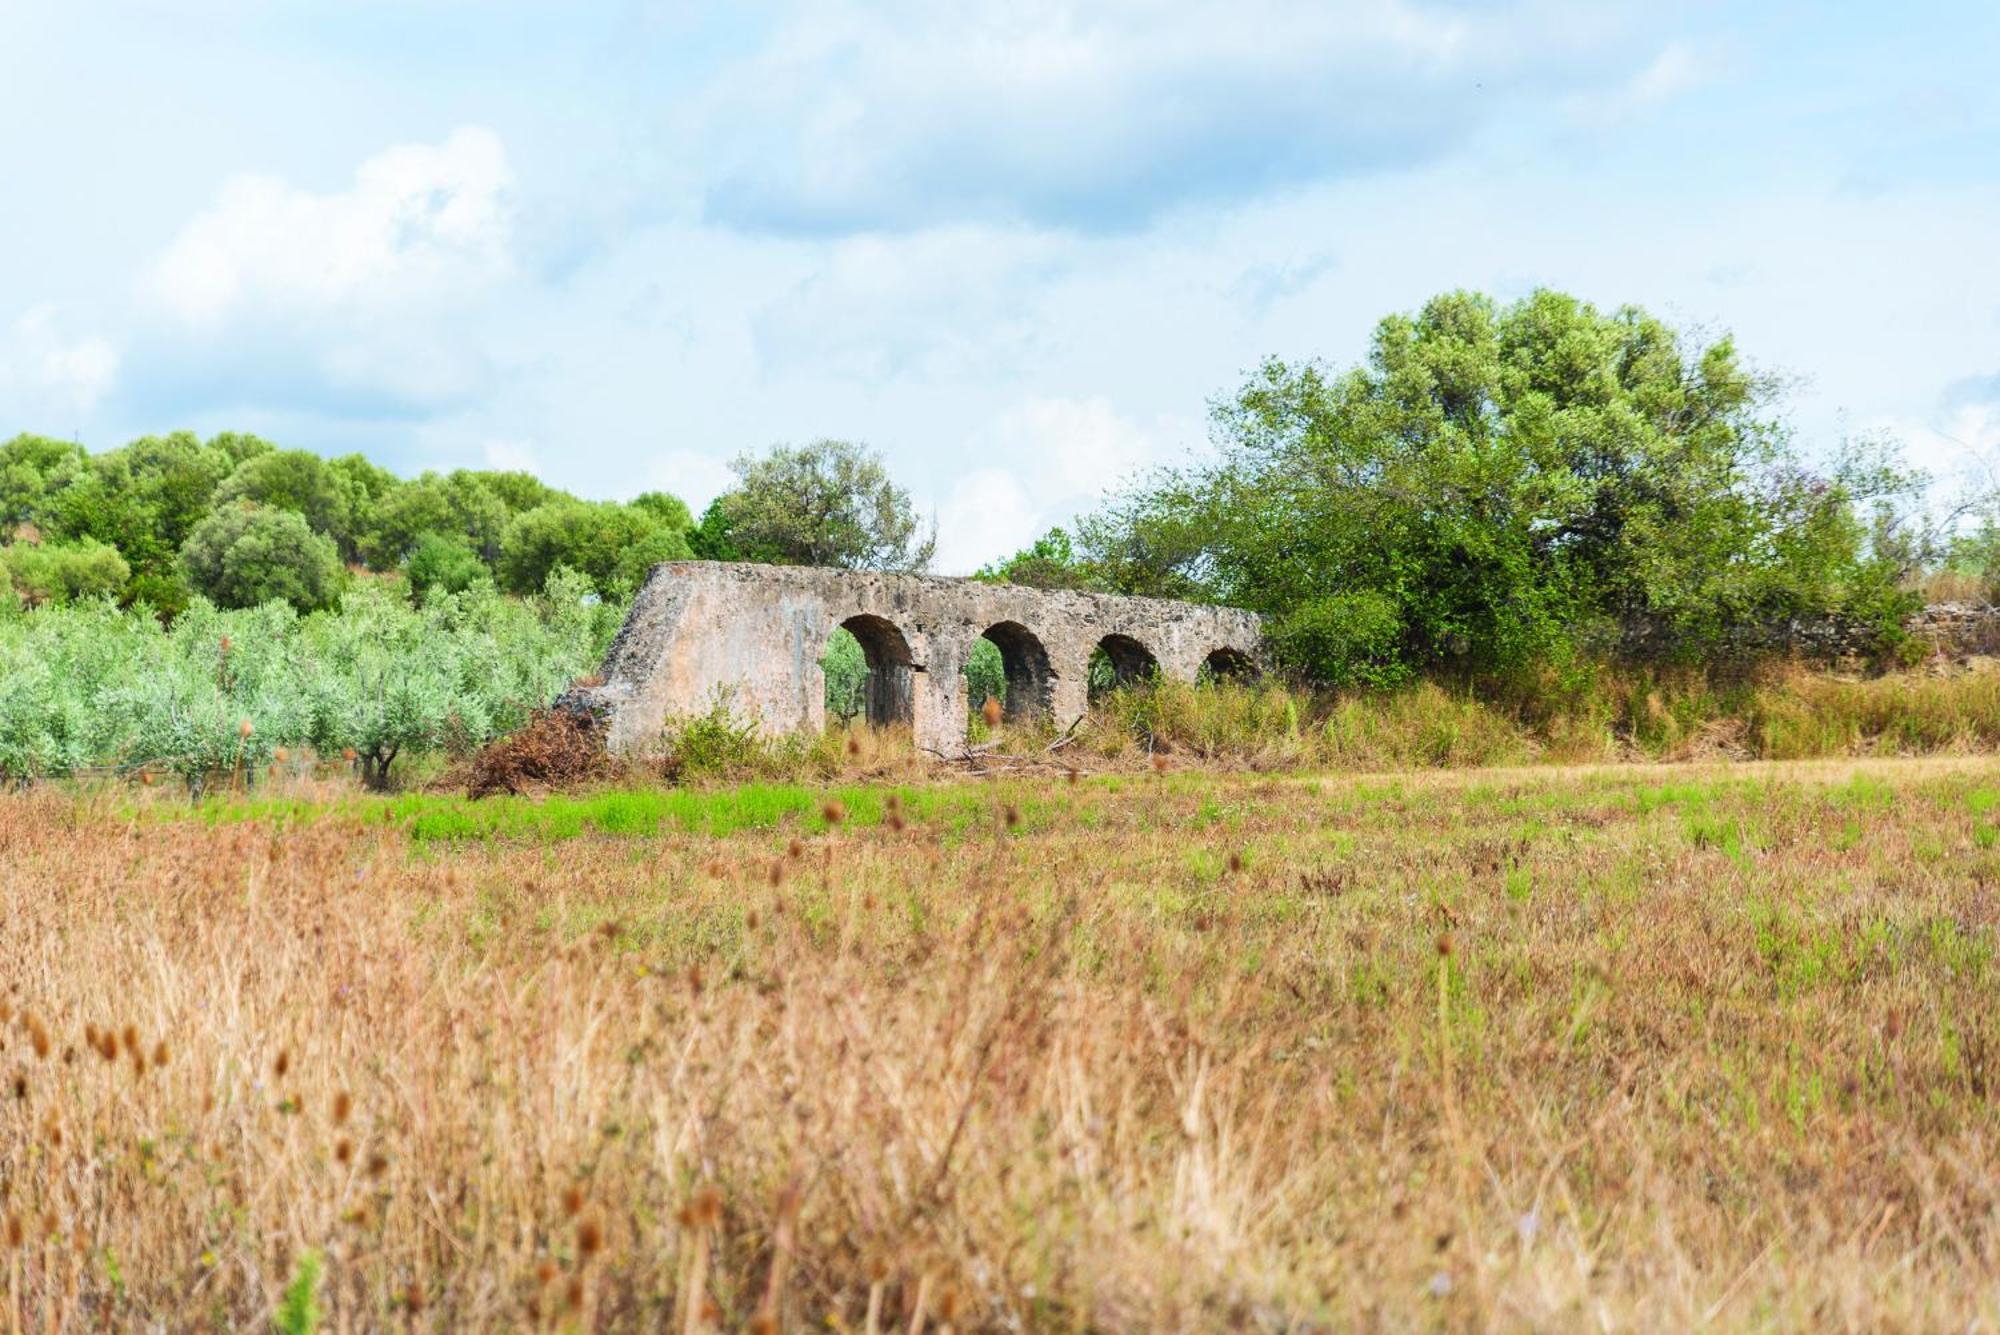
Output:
[{"xmin": 465, "ymin": 705, "xmax": 612, "ymax": 797}]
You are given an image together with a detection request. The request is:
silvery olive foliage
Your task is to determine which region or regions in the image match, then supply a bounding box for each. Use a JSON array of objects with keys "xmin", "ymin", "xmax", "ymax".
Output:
[{"xmin": 0, "ymin": 569, "xmax": 617, "ymax": 788}]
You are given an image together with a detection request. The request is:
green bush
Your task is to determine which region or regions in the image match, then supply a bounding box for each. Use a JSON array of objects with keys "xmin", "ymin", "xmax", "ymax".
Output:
[
  {"xmin": 181, "ymin": 503, "xmax": 344, "ymax": 612},
  {"xmin": 1080, "ymin": 289, "xmax": 1928, "ymax": 682},
  {"xmin": 0, "ymin": 570, "xmax": 617, "ymax": 789},
  {"xmin": 404, "ymin": 531, "xmax": 489, "ymax": 602},
  {"xmin": 0, "ymin": 538, "xmax": 130, "ymax": 607},
  {"xmin": 496, "ymin": 499, "xmax": 691, "ymax": 599}
]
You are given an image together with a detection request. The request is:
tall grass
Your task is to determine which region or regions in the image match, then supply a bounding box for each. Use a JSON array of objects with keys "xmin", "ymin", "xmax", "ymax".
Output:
[
  {"xmin": 1052, "ymin": 663, "xmax": 2000, "ymax": 771},
  {"xmin": 5, "ymin": 762, "xmax": 2000, "ymax": 1326}
]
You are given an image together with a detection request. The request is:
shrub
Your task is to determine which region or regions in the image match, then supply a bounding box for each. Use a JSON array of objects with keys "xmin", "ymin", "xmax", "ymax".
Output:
[
  {"xmin": 496, "ymin": 500, "xmax": 691, "ymax": 599},
  {"xmin": 404, "ymin": 531, "xmax": 489, "ymax": 602},
  {"xmin": 181, "ymin": 503, "xmax": 344, "ymax": 612},
  {"xmin": 0, "ymin": 538, "xmax": 130, "ymax": 607}
]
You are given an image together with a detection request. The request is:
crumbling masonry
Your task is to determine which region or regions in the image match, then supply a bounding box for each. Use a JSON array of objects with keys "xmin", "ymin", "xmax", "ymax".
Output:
[{"xmin": 571, "ymin": 562, "xmax": 1264, "ymax": 755}]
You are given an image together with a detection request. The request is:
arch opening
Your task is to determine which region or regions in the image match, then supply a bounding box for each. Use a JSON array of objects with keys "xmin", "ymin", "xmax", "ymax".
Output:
[
  {"xmin": 965, "ymin": 621, "xmax": 1054, "ymax": 724},
  {"xmin": 1200, "ymin": 646, "xmax": 1260, "ymax": 684},
  {"xmin": 1088, "ymin": 633, "xmax": 1159, "ymax": 702},
  {"xmin": 824, "ymin": 614, "xmax": 918, "ymax": 727}
]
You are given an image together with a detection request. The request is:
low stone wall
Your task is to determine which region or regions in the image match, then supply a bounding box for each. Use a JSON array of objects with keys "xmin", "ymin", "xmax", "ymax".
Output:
[{"xmin": 1619, "ymin": 603, "xmax": 2000, "ymax": 667}]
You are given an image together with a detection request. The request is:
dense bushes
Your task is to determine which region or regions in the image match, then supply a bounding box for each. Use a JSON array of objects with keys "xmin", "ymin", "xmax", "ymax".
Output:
[
  {"xmin": 181, "ymin": 503, "xmax": 344, "ymax": 612},
  {"xmin": 0, "ymin": 538, "xmax": 129, "ymax": 606},
  {"xmin": 0, "ymin": 572, "xmax": 617, "ymax": 787},
  {"xmin": 1011, "ymin": 289, "xmax": 1933, "ymax": 683},
  {"xmin": 0, "ymin": 430, "xmax": 699, "ymax": 611}
]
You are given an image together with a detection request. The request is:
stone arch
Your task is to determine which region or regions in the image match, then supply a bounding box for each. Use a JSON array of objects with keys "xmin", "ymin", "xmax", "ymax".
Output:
[
  {"xmin": 1090, "ymin": 633, "xmax": 1159, "ymax": 700},
  {"xmin": 1201, "ymin": 646, "xmax": 1260, "ymax": 682},
  {"xmin": 976, "ymin": 621, "xmax": 1054, "ymax": 720},
  {"xmin": 836, "ymin": 613, "xmax": 917, "ymax": 727}
]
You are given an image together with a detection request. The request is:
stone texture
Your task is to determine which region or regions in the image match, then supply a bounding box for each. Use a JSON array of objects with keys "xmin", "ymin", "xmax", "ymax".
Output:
[{"xmin": 571, "ymin": 561, "xmax": 1264, "ymax": 754}]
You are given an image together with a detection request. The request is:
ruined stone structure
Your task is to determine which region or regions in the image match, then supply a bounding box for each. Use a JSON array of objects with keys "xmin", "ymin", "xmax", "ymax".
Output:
[{"xmin": 572, "ymin": 562, "xmax": 1264, "ymax": 755}]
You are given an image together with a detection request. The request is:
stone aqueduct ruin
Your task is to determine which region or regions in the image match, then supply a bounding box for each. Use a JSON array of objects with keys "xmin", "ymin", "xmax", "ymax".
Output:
[{"xmin": 574, "ymin": 562, "xmax": 1265, "ymax": 755}]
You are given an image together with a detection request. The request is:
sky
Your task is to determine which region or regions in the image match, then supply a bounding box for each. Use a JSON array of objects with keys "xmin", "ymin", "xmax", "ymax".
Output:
[{"xmin": 2, "ymin": 1, "xmax": 1997, "ymax": 573}]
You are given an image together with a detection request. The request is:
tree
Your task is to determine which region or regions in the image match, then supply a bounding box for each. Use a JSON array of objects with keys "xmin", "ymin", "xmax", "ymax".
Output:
[
  {"xmin": 0, "ymin": 538, "xmax": 130, "ymax": 607},
  {"xmin": 495, "ymin": 499, "xmax": 692, "ymax": 599},
  {"xmin": 43, "ymin": 431, "xmax": 237, "ymax": 586},
  {"xmin": 403, "ymin": 532, "xmax": 490, "ymax": 602},
  {"xmin": 630, "ymin": 490, "xmax": 694, "ymax": 530},
  {"xmin": 181, "ymin": 503, "xmax": 344, "ymax": 612},
  {"xmin": 975, "ymin": 527, "xmax": 1104, "ymax": 591},
  {"xmin": 470, "ymin": 470, "xmax": 563, "ymax": 515},
  {"xmin": 212, "ymin": 450, "xmax": 354, "ymax": 552},
  {"xmin": 705, "ymin": 440, "xmax": 935, "ymax": 571},
  {"xmin": 356, "ymin": 471, "xmax": 514, "ymax": 569},
  {"xmin": 1083, "ymin": 289, "xmax": 1923, "ymax": 683},
  {"xmin": 0, "ymin": 434, "xmax": 88, "ymax": 531}
]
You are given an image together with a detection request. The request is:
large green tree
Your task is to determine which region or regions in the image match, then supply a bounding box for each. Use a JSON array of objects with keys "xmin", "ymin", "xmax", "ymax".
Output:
[
  {"xmin": 0, "ymin": 434, "xmax": 88, "ymax": 531},
  {"xmin": 495, "ymin": 499, "xmax": 693, "ymax": 598},
  {"xmin": 356, "ymin": 471, "xmax": 514, "ymax": 568},
  {"xmin": 1083, "ymin": 289, "xmax": 1922, "ymax": 683},
  {"xmin": 699, "ymin": 440, "xmax": 935, "ymax": 571},
  {"xmin": 212, "ymin": 449, "xmax": 355, "ymax": 553},
  {"xmin": 181, "ymin": 502, "xmax": 344, "ymax": 613}
]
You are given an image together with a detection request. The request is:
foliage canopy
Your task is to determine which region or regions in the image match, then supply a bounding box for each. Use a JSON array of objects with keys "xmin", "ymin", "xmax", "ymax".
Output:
[{"xmin": 1077, "ymin": 289, "xmax": 1926, "ymax": 683}]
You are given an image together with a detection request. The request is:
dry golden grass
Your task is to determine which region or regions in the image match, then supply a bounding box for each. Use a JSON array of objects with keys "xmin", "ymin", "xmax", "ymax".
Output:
[{"xmin": 4, "ymin": 757, "xmax": 2000, "ymax": 1330}]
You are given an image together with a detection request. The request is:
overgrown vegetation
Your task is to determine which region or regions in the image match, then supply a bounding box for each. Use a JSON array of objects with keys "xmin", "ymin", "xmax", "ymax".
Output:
[
  {"xmin": 0, "ymin": 572, "xmax": 616, "ymax": 788},
  {"xmin": 991, "ymin": 289, "xmax": 1955, "ymax": 683},
  {"xmin": 5, "ymin": 759, "xmax": 2000, "ymax": 1326},
  {"xmin": 0, "ymin": 432, "xmax": 935, "ymax": 617}
]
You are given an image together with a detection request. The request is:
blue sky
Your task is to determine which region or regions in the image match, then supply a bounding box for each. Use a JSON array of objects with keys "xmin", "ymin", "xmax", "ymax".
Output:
[{"xmin": 3, "ymin": 1, "xmax": 1997, "ymax": 571}]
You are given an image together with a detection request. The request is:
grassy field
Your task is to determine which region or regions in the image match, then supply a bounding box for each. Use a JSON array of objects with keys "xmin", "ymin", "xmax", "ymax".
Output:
[{"xmin": 4, "ymin": 757, "xmax": 2000, "ymax": 1329}]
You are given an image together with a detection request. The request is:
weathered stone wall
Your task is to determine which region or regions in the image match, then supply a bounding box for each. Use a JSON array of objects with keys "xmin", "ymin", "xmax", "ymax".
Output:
[
  {"xmin": 1619, "ymin": 603, "xmax": 2000, "ymax": 667},
  {"xmin": 573, "ymin": 562, "xmax": 1264, "ymax": 754}
]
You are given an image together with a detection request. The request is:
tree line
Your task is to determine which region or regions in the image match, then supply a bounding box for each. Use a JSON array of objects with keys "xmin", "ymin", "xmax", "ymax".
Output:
[{"xmin": 0, "ymin": 434, "xmax": 933, "ymax": 615}]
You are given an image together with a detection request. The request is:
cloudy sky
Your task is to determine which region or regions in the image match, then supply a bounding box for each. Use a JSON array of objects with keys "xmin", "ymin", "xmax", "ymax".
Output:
[{"xmin": 3, "ymin": 2, "xmax": 1997, "ymax": 571}]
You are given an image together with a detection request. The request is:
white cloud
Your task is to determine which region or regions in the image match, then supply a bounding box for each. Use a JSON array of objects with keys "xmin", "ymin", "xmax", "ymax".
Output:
[
  {"xmin": 644, "ymin": 448, "xmax": 738, "ymax": 512},
  {"xmin": 1571, "ymin": 41, "xmax": 1707, "ymax": 126},
  {"xmin": 1879, "ymin": 402, "xmax": 2000, "ymax": 494},
  {"xmin": 481, "ymin": 437, "xmax": 540, "ymax": 474},
  {"xmin": 752, "ymin": 226, "xmax": 1069, "ymax": 378},
  {"xmin": 0, "ymin": 306, "xmax": 119, "ymax": 425},
  {"xmin": 931, "ymin": 394, "xmax": 1193, "ymax": 572},
  {"xmin": 149, "ymin": 126, "xmax": 514, "ymax": 328},
  {"xmin": 696, "ymin": 0, "xmax": 1658, "ymax": 234},
  {"xmin": 935, "ymin": 467, "xmax": 1041, "ymax": 575}
]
